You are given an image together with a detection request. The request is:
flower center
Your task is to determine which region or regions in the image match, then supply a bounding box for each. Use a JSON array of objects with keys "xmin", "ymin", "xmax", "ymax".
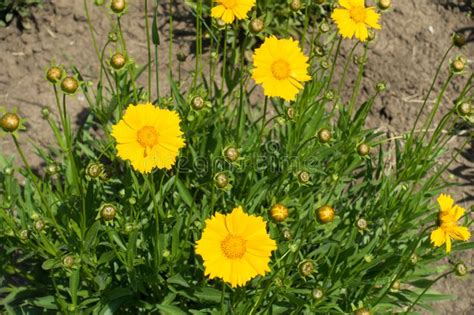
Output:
[
  {"xmin": 439, "ymin": 213, "xmax": 457, "ymax": 231},
  {"xmin": 221, "ymin": 234, "xmax": 246, "ymax": 259},
  {"xmin": 271, "ymin": 60, "xmax": 291, "ymax": 80},
  {"xmin": 350, "ymin": 7, "xmax": 367, "ymax": 23},
  {"xmin": 220, "ymin": 0, "xmax": 237, "ymax": 9},
  {"xmin": 137, "ymin": 126, "xmax": 159, "ymax": 148}
]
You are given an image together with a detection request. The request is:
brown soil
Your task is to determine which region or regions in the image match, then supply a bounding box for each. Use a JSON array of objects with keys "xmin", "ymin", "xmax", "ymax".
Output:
[{"xmin": 0, "ymin": 0, "xmax": 472, "ymax": 313}]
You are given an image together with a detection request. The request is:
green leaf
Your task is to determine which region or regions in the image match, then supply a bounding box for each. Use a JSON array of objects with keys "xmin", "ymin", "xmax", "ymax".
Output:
[
  {"xmin": 42, "ymin": 259, "xmax": 58, "ymax": 270},
  {"xmin": 84, "ymin": 221, "xmax": 101, "ymax": 251},
  {"xmin": 167, "ymin": 274, "xmax": 190, "ymax": 288},
  {"xmin": 155, "ymin": 304, "xmax": 186, "ymax": 315},
  {"xmin": 175, "ymin": 177, "xmax": 193, "ymax": 208},
  {"xmin": 193, "ymin": 287, "xmax": 221, "ymax": 303},
  {"xmin": 151, "ymin": 6, "xmax": 160, "ymax": 45},
  {"xmin": 69, "ymin": 268, "xmax": 80, "ymax": 306}
]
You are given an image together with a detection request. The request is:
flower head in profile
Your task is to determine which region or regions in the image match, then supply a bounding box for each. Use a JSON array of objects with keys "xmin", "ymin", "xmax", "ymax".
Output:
[
  {"xmin": 195, "ymin": 206, "xmax": 277, "ymax": 287},
  {"xmin": 211, "ymin": 0, "xmax": 256, "ymax": 24},
  {"xmin": 331, "ymin": 0, "xmax": 381, "ymax": 42},
  {"xmin": 111, "ymin": 103, "xmax": 185, "ymax": 173},
  {"xmin": 430, "ymin": 194, "xmax": 471, "ymax": 253},
  {"xmin": 252, "ymin": 36, "xmax": 311, "ymax": 101}
]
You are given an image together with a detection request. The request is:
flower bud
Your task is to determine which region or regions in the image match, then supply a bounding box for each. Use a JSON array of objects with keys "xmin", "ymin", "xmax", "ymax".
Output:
[
  {"xmin": 34, "ymin": 220, "xmax": 45, "ymax": 231},
  {"xmin": 317, "ymin": 205, "xmax": 335, "ymax": 224},
  {"xmin": 390, "ymin": 280, "xmax": 401, "ymax": 292},
  {"xmin": 410, "ymin": 253, "xmax": 418, "ymax": 265},
  {"xmin": 274, "ymin": 277, "xmax": 284, "ymax": 288},
  {"xmin": 1, "ymin": 113, "xmax": 20, "ymax": 132},
  {"xmin": 210, "ymin": 52, "xmax": 219, "ymax": 62},
  {"xmin": 324, "ymin": 90, "xmax": 334, "ymax": 101},
  {"xmin": 128, "ymin": 197, "xmax": 136, "ymax": 205},
  {"xmin": 249, "ymin": 18, "xmax": 264, "ymax": 34},
  {"xmin": 297, "ymin": 171, "xmax": 310, "ymax": 184},
  {"xmin": 215, "ymin": 19, "xmax": 227, "ymax": 29},
  {"xmin": 298, "ymin": 259, "xmax": 315, "ymax": 277},
  {"xmin": 224, "ymin": 147, "xmax": 240, "ymax": 162},
  {"xmin": 452, "ymin": 33, "xmax": 466, "ymax": 47},
  {"xmin": 46, "ymin": 66, "xmax": 63, "ymax": 83},
  {"xmin": 41, "ymin": 107, "xmax": 50, "ymax": 119},
  {"xmin": 63, "ymin": 255, "xmax": 75, "ymax": 268},
  {"xmin": 451, "ymin": 58, "xmax": 465, "ymax": 73},
  {"xmin": 286, "ymin": 107, "xmax": 296, "ymax": 119},
  {"xmin": 377, "ymin": 0, "xmax": 391, "ymax": 10},
  {"xmin": 108, "ymin": 31, "xmax": 118, "ymax": 42},
  {"xmin": 315, "ymin": 0, "xmax": 325, "ymax": 3},
  {"xmin": 270, "ymin": 203, "xmax": 289, "ymax": 222},
  {"xmin": 319, "ymin": 22, "xmax": 330, "ymax": 33},
  {"xmin": 100, "ymin": 203, "xmax": 117, "ymax": 221},
  {"xmin": 355, "ymin": 308, "xmax": 371, "ymax": 315},
  {"xmin": 94, "ymin": 0, "xmax": 104, "ymax": 5},
  {"xmin": 357, "ymin": 143, "xmax": 371, "ymax": 156},
  {"xmin": 282, "ymin": 228, "xmax": 292, "ymax": 240},
  {"xmin": 455, "ymin": 263, "xmax": 468, "ymax": 276},
  {"xmin": 314, "ymin": 45, "xmax": 325, "ymax": 57},
  {"xmin": 19, "ymin": 229, "xmax": 29, "ymax": 240},
  {"xmin": 214, "ymin": 172, "xmax": 229, "ymax": 189},
  {"xmin": 111, "ymin": 0, "xmax": 126, "ymax": 13},
  {"xmin": 86, "ymin": 162, "xmax": 104, "ymax": 179},
  {"xmin": 458, "ymin": 102, "xmax": 471, "ymax": 116},
  {"xmin": 318, "ymin": 128, "xmax": 332, "ymax": 143},
  {"xmin": 320, "ymin": 60, "xmax": 329, "ymax": 70},
  {"xmin": 356, "ymin": 218, "xmax": 368, "ymax": 230},
  {"xmin": 376, "ymin": 82, "xmax": 386, "ymax": 92},
  {"xmin": 177, "ymin": 52, "xmax": 187, "ymax": 62},
  {"xmin": 46, "ymin": 163, "xmax": 59, "ymax": 176},
  {"xmin": 312, "ymin": 288, "xmax": 324, "ymax": 300},
  {"xmin": 124, "ymin": 223, "xmax": 134, "ymax": 233},
  {"xmin": 61, "ymin": 76, "xmax": 79, "ymax": 94},
  {"xmin": 110, "ymin": 52, "xmax": 127, "ymax": 70},
  {"xmin": 367, "ymin": 29, "xmax": 376, "ymax": 41},
  {"xmin": 290, "ymin": 0, "xmax": 302, "ymax": 11},
  {"xmin": 191, "ymin": 96, "xmax": 205, "ymax": 110},
  {"xmin": 4, "ymin": 167, "xmax": 14, "ymax": 176},
  {"xmin": 364, "ymin": 254, "xmax": 374, "ymax": 263}
]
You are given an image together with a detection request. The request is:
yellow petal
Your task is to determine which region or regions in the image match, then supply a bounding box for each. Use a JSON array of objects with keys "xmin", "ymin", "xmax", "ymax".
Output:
[
  {"xmin": 349, "ymin": 0, "xmax": 364, "ymax": 7},
  {"xmin": 355, "ymin": 23, "xmax": 369, "ymax": 41},
  {"xmin": 452, "ymin": 205, "xmax": 466, "ymax": 221},
  {"xmin": 364, "ymin": 8, "xmax": 381, "ymax": 29},
  {"xmin": 339, "ymin": 0, "xmax": 352, "ymax": 9},
  {"xmin": 446, "ymin": 236, "xmax": 452, "ymax": 253},
  {"xmin": 430, "ymin": 227, "xmax": 446, "ymax": 247},
  {"xmin": 450, "ymin": 226, "xmax": 471, "ymax": 241},
  {"xmin": 437, "ymin": 193, "xmax": 454, "ymax": 212},
  {"xmin": 211, "ymin": 5, "xmax": 225, "ymax": 19}
]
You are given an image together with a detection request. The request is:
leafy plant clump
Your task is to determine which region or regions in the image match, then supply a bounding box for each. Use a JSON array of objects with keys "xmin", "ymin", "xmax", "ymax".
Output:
[
  {"xmin": 0, "ymin": 0, "xmax": 43, "ymax": 29},
  {"xmin": 0, "ymin": 0, "xmax": 473, "ymax": 314}
]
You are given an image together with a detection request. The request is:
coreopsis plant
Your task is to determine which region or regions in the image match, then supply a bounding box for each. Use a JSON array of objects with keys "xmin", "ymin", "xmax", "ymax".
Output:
[{"xmin": 0, "ymin": 0, "xmax": 472, "ymax": 314}]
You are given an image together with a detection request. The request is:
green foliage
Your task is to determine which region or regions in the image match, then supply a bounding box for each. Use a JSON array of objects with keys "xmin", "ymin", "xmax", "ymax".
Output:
[
  {"xmin": 0, "ymin": 0, "xmax": 43, "ymax": 28},
  {"xmin": 0, "ymin": 0, "xmax": 473, "ymax": 314}
]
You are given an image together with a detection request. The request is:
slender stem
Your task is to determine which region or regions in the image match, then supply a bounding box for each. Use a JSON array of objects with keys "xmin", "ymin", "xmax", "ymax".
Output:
[
  {"xmin": 326, "ymin": 36, "xmax": 342, "ymax": 89},
  {"xmin": 145, "ymin": 0, "xmax": 152, "ymax": 100},
  {"xmin": 83, "ymin": 0, "xmax": 101, "ymax": 66},
  {"xmin": 154, "ymin": 1, "xmax": 160, "ymax": 101},
  {"xmin": 220, "ymin": 282, "xmax": 226, "ymax": 314},
  {"xmin": 404, "ymin": 271, "xmax": 454, "ymax": 314},
  {"xmin": 117, "ymin": 17, "xmax": 139, "ymax": 103},
  {"xmin": 169, "ymin": 0, "xmax": 174, "ymax": 93},
  {"xmin": 348, "ymin": 44, "xmax": 368, "ymax": 116}
]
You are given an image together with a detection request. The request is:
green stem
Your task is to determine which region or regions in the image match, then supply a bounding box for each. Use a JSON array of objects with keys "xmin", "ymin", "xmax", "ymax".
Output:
[
  {"xmin": 117, "ymin": 17, "xmax": 139, "ymax": 103},
  {"xmin": 326, "ymin": 36, "xmax": 342, "ymax": 89},
  {"xmin": 145, "ymin": 0, "xmax": 152, "ymax": 100}
]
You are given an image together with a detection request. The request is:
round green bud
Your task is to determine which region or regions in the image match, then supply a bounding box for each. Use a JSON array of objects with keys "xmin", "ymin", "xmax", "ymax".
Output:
[
  {"xmin": 297, "ymin": 171, "xmax": 310, "ymax": 184},
  {"xmin": 46, "ymin": 163, "xmax": 59, "ymax": 176},
  {"xmin": 249, "ymin": 18, "xmax": 264, "ymax": 34},
  {"xmin": 452, "ymin": 58, "xmax": 465, "ymax": 73},
  {"xmin": 376, "ymin": 82, "xmax": 387, "ymax": 92},
  {"xmin": 34, "ymin": 220, "xmax": 45, "ymax": 231},
  {"xmin": 46, "ymin": 66, "xmax": 63, "ymax": 83},
  {"xmin": 191, "ymin": 96, "xmax": 205, "ymax": 110},
  {"xmin": 282, "ymin": 228, "xmax": 292, "ymax": 240},
  {"xmin": 19, "ymin": 229, "xmax": 29, "ymax": 240},
  {"xmin": 1, "ymin": 113, "xmax": 20, "ymax": 132},
  {"xmin": 452, "ymin": 33, "xmax": 466, "ymax": 47},
  {"xmin": 177, "ymin": 52, "xmax": 187, "ymax": 62},
  {"xmin": 318, "ymin": 128, "xmax": 332, "ymax": 143},
  {"xmin": 378, "ymin": 0, "xmax": 391, "ymax": 10},
  {"xmin": 110, "ymin": 0, "xmax": 126, "ymax": 13},
  {"xmin": 63, "ymin": 255, "xmax": 75, "ymax": 268},
  {"xmin": 224, "ymin": 147, "xmax": 240, "ymax": 162},
  {"xmin": 110, "ymin": 52, "xmax": 127, "ymax": 70},
  {"xmin": 100, "ymin": 203, "xmax": 117, "ymax": 221},
  {"xmin": 410, "ymin": 253, "xmax": 419, "ymax": 265},
  {"xmin": 86, "ymin": 162, "xmax": 104, "ymax": 179},
  {"xmin": 290, "ymin": 0, "xmax": 302, "ymax": 11},
  {"xmin": 94, "ymin": 0, "xmax": 104, "ymax": 5},
  {"xmin": 455, "ymin": 263, "xmax": 468, "ymax": 276},
  {"xmin": 458, "ymin": 102, "xmax": 471, "ymax": 116},
  {"xmin": 319, "ymin": 22, "xmax": 330, "ymax": 33},
  {"xmin": 355, "ymin": 308, "xmax": 372, "ymax": 315},
  {"xmin": 298, "ymin": 259, "xmax": 315, "ymax": 277},
  {"xmin": 287, "ymin": 107, "xmax": 295, "ymax": 119},
  {"xmin": 108, "ymin": 31, "xmax": 118, "ymax": 42},
  {"xmin": 312, "ymin": 288, "xmax": 324, "ymax": 300},
  {"xmin": 214, "ymin": 172, "xmax": 229, "ymax": 189},
  {"xmin": 357, "ymin": 143, "xmax": 371, "ymax": 156},
  {"xmin": 356, "ymin": 218, "xmax": 368, "ymax": 230},
  {"xmin": 41, "ymin": 107, "xmax": 50, "ymax": 119},
  {"xmin": 61, "ymin": 76, "xmax": 79, "ymax": 94}
]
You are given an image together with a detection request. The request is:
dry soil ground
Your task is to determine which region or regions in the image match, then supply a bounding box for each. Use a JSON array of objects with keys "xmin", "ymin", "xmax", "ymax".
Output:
[{"xmin": 0, "ymin": 0, "xmax": 473, "ymax": 313}]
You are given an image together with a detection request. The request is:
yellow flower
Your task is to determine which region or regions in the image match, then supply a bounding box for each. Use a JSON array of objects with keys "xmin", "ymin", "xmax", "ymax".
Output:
[
  {"xmin": 430, "ymin": 194, "xmax": 471, "ymax": 253},
  {"xmin": 195, "ymin": 206, "xmax": 277, "ymax": 288},
  {"xmin": 331, "ymin": 0, "xmax": 381, "ymax": 42},
  {"xmin": 252, "ymin": 36, "xmax": 311, "ymax": 101},
  {"xmin": 211, "ymin": 0, "xmax": 256, "ymax": 24},
  {"xmin": 111, "ymin": 103, "xmax": 185, "ymax": 173}
]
